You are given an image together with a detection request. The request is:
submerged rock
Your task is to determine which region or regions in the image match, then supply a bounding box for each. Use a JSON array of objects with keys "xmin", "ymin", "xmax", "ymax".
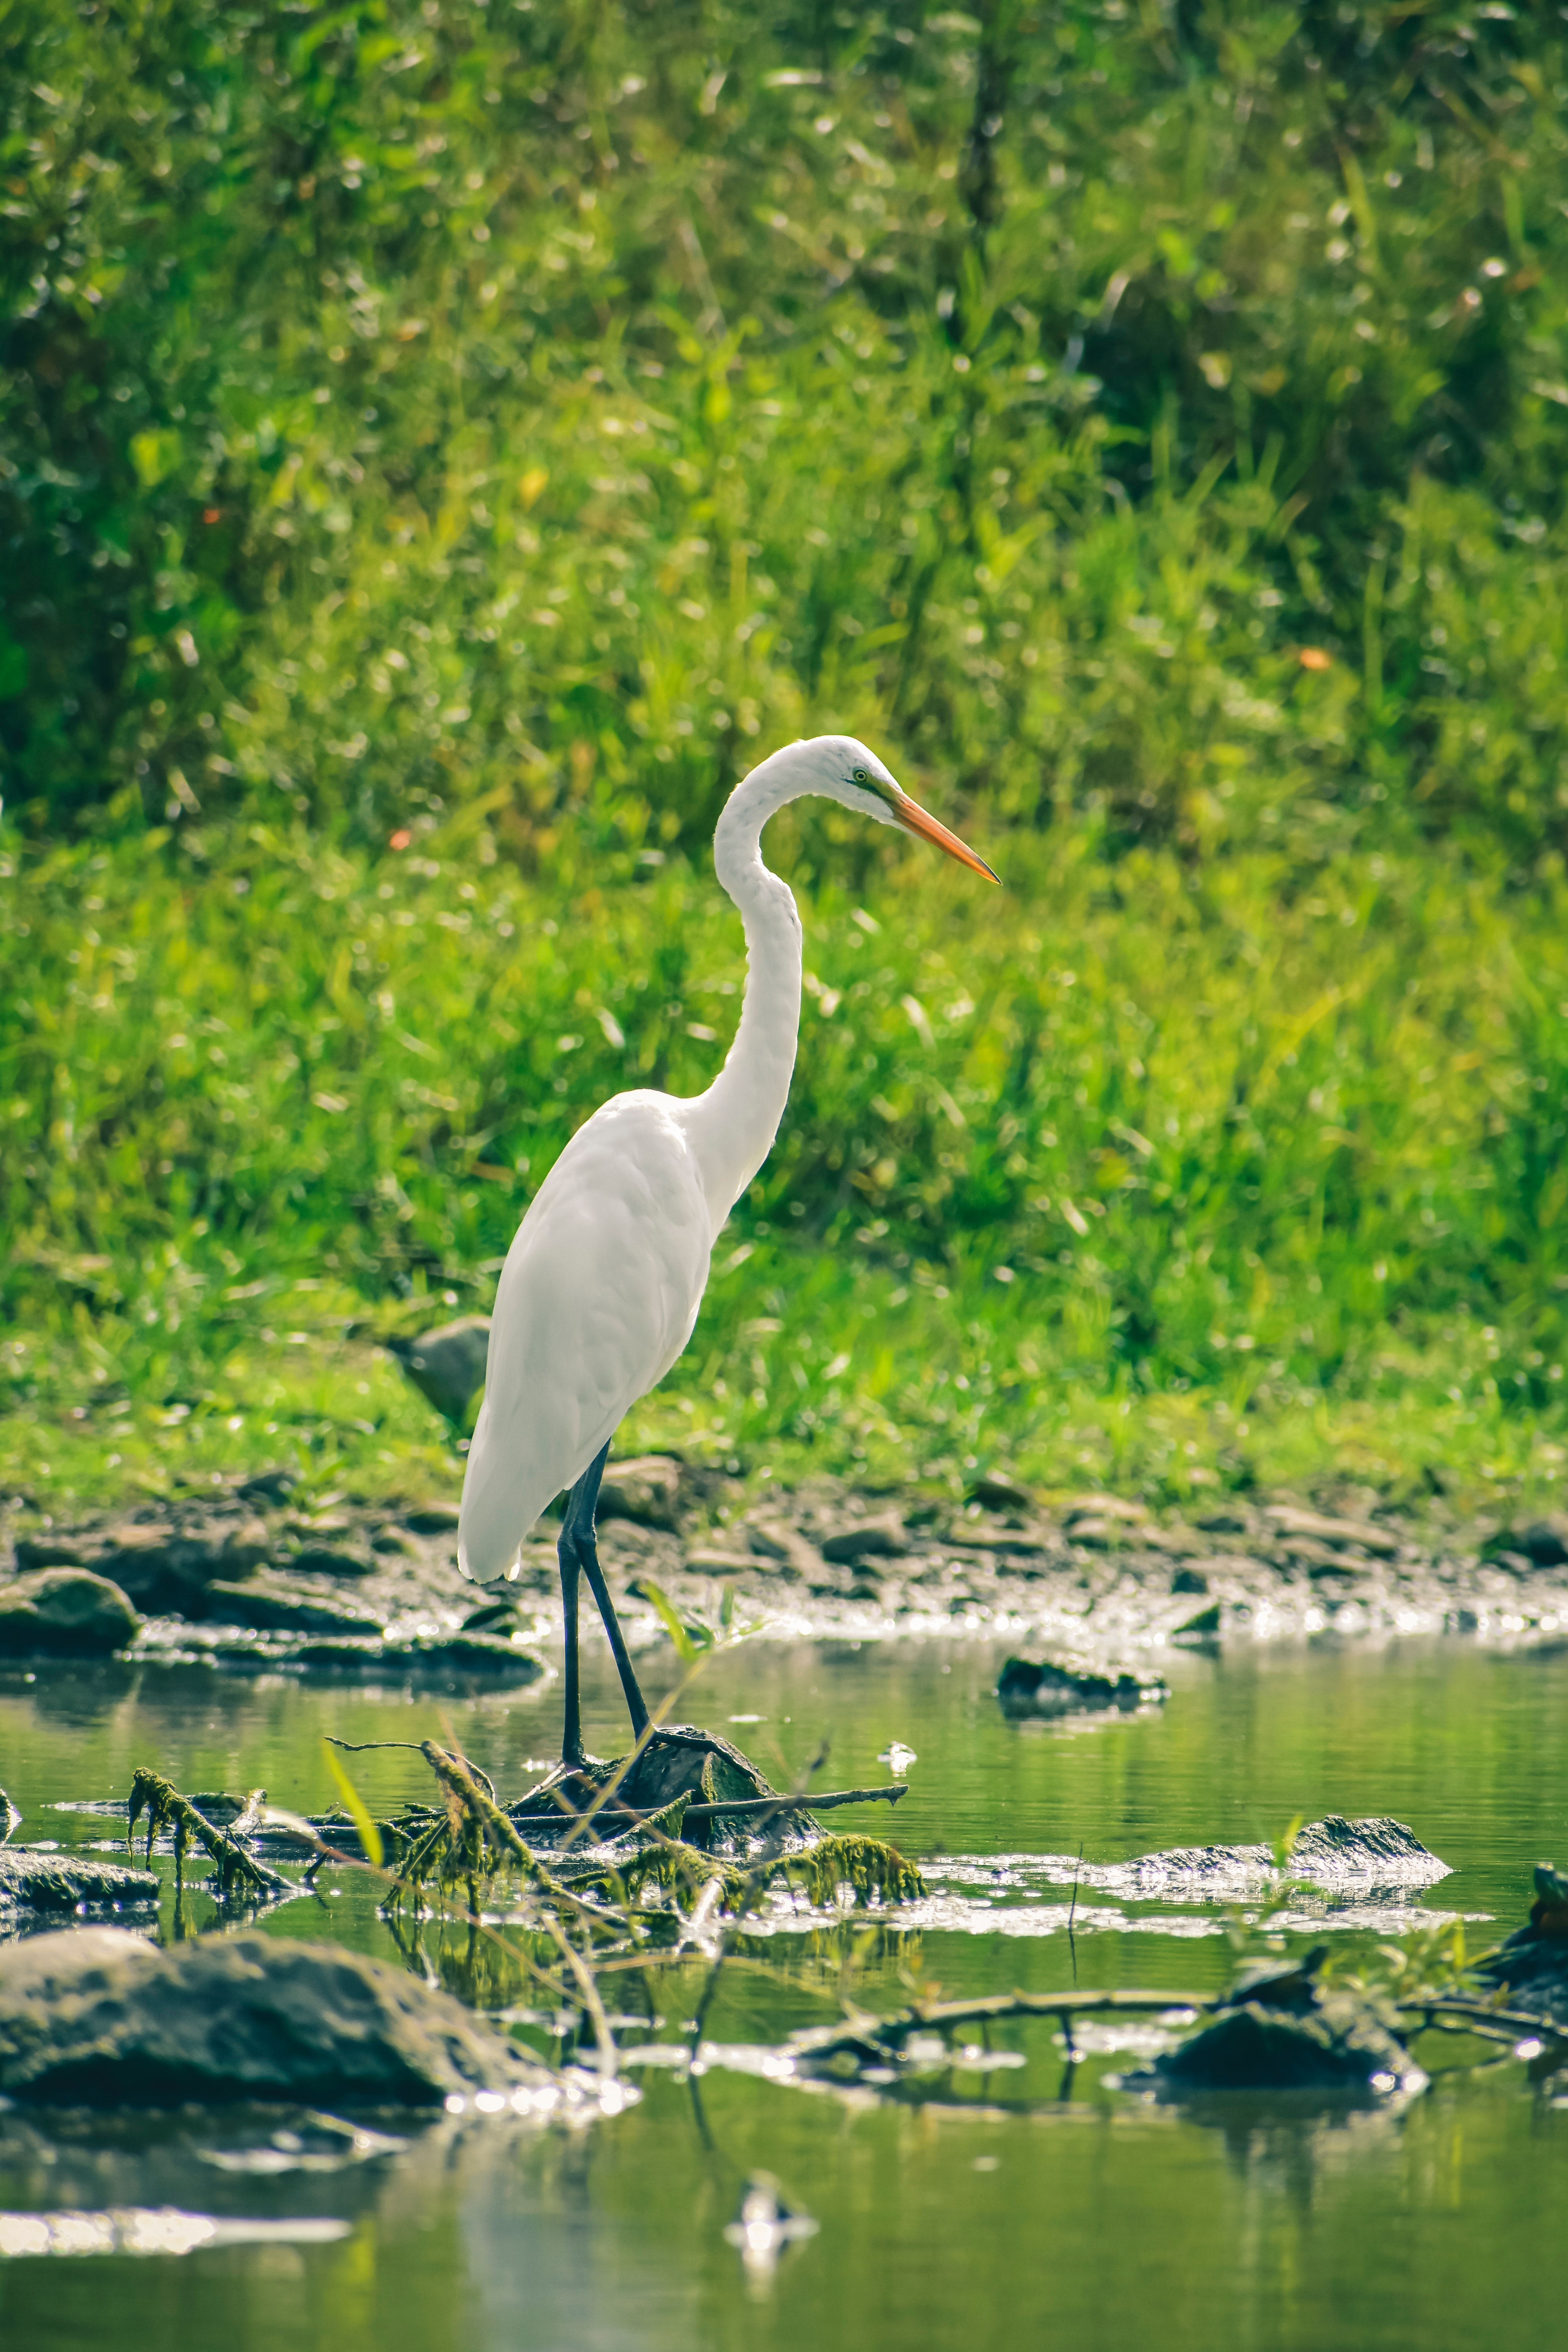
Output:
[
  {"xmin": 619, "ymin": 1723, "xmax": 773, "ymax": 1821},
  {"xmin": 1130, "ymin": 1993, "xmax": 1422, "ymax": 2100},
  {"xmin": 1100, "ymin": 1815, "xmax": 1447, "ymax": 1901},
  {"xmin": 996, "ymin": 1655, "xmax": 1168, "ymax": 1718},
  {"xmin": 0, "ymin": 1928, "xmax": 556, "ymax": 2105},
  {"xmin": 1475, "ymin": 1861, "xmax": 1568, "ymax": 2022},
  {"xmin": 1289, "ymin": 1816, "xmax": 1440, "ymax": 1878},
  {"xmin": 0, "ymin": 1569, "xmax": 141, "ymax": 1657},
  {"xmin": 515, "ymin": 1723, "xmax": 779, "ymax": 1850},
  {"xmin": 0, "ymin": 1849, "xmax": 160, "ymax": 1913}
]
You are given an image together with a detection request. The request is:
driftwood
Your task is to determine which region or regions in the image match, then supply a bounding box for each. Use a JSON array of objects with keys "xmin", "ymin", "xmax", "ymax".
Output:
[
  {"xmin": 787, "ymin": 1986, "xmax": 1568, "ymax": 2066},
  {"xmin": 508, "ymin": 1783, "xmax": 908, "ymax": 1831},
  {"xmin": 790, "ymin": 1988, "xmax": 1206, "ymax": 2062},
  {"xmin": 388, "ymin": 1741, "xmax": 630, "ymax": 1930},
  {"xmin": 127, "ymin": 1768, "xmax": 290, "ymax": 1896}
]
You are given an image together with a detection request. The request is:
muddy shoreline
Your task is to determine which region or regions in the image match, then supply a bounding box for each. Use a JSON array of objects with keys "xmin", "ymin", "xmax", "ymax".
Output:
[{"xmin": 4, "ymin": 1461, "xmax": 1568, "ymax": 1666}]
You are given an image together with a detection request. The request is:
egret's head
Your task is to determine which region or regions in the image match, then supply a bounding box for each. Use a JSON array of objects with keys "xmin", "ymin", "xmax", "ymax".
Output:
[{"xmin": 810, "ymin": 734, "xmax": 998, "ymax": 884}]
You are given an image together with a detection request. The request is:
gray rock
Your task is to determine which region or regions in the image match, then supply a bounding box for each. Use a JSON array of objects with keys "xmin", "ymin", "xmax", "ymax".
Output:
[
  {"xmin": 387, "ymin": 1317, "xmax": 491, "ymax": 1425},
  {"xmin": 13, "ymin": 1535, "xmax": 98, "ymax": 1570},
  {"xmin": 1476, "ymin": 1926, "xmax": 1568, "ymax": 2021},
  {"xmin": 1131, "ymin": 1994, "xmax": 1421, "ymax": 2098},
  {"xmin": 1091, "ymin": 1815, "xmax": 1448, "ymax": 1903},
  {"xmin": 204, "ymin": 1577, "xmax": 384, "ymax": 1635},
  {"xmin": 1290, "ymin": 1815, "xmax": 1438, "ymax": 1877},
  {"xmin": 821, "ymin": 1515, "xmax": 908, "ymax": 1564},
  {"xmin": 287, "ymin": 1542, "xmax": 378, "ymax": 1578},
  {"xmin": 403, "ymin": 1501, "xmax": 461, "ymax": 1534},
  {"xmin": 234, "ymin": 1468, "xmax": 299, "ymax": 1504},
  {"xmin": 520, "ymin": 1723, "xmax": 775, "ymax": 1850},
  {"xmin": 89, "ymin": 1519, "xmax": 271, "ymax": 1615},
  {"xmin": 968, "ymin": 1474, "xmax": 1034, "ymax": 1510},
  {"xmin": 1172, "ymin": 1601, "xmax": 1222, "ymax": 1637},
  {"xmin": 214, "ymin": 1630, "xmax": 544, "ymax": 1681},
  {"xmin": 597, "ymin": 1457, "xmax": 684, "ymax": 1532},
  {"xmin": 1062, "ymin": 1514, "xmax": 1145, "ymax": 1551},
  {"xmin": 0, "ymin": 1849, "xmax": 160, "ymax": 1912},
  {"xmin": 0, "ymin": 1928, "xmax": 555, "ymax": 2105},
  {"xmin": 997, "ymin": 1655, "xmax": 1167, "ymax": 1717},
  {"xmin": 0, "ymin": 1570, "xmax": 142, "ymax": 1658},
  {"xmin": 1064, "ymin": 1494, "xmax": 1150, "ymax": 1534},
  {"xmin": 1263, "ymin": 1504, "xmax": 1399, "ymax": 1557},
  {"xmin": 1495, "ymin": 1515, "xmax": 1568, "ymax": 1569}
]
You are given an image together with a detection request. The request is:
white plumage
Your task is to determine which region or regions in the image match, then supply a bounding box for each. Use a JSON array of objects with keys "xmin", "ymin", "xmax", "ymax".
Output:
[
  {"xmin": 454, "ymin": 731, "xmax": 994, "ymax": 1759},
  {"xmin": 459, "ymin": 1090, "xmax": 713, "ymax": 1580}
]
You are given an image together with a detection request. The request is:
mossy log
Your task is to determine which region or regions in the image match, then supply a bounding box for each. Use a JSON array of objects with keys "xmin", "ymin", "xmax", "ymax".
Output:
[
  {"xmin": 385, "ymin": 1740, "xmax": 638, "ymax": 1930},
  {"xmin": 127, "ymin": 1768, "xmax": 289, "ymax": 1896}
]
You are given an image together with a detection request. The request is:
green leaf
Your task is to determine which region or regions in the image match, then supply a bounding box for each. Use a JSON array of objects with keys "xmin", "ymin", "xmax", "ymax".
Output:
[
  {"xmin": 128, "ymin": 428, "xmax": 181, "ymax": 490},
  {"xmin": 635, "ymin": 1577, "xmax": 700, "ymax": 1666},
  {"xmin": 1271, "ymin": 1813, "xmax": 1304, "ymax": 1872},
  {"xmin": 321, "ymin": 1740, "xmax": 384, "ymax": 1869}
]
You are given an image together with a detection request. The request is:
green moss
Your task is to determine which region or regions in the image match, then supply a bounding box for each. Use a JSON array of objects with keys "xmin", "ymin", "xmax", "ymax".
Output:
[
  {"xmin": 776, "ymin": 1836, "xmax": 927, "ymax": 1911},
  {"xmin": 126, "ymin": 1766, "xmax": 281, "ymax": 1898}
]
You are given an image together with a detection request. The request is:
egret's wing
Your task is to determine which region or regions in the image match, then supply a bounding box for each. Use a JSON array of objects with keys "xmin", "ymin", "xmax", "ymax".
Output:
[{"xmin": 457, "ymin": 1097, "xmax": 711, "ymax": 1581}]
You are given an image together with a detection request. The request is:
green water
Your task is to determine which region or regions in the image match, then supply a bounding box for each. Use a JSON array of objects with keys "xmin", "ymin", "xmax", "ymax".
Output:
[{"xmin": 2, "ymin": 1635, "xmax": 1567, "ymax": 2350}]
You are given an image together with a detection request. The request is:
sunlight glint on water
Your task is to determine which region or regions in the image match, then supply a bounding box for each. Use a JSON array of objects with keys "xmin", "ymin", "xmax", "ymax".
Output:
[{"xmin": 1, "ymin": 1635, "xmax": 1567, "ymax": 2351}]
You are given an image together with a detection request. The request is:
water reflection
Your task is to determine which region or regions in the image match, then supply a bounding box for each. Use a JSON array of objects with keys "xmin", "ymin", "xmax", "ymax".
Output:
[{"xmin": 3, "ymin": 1637, "xmax": 1568, "ymax": 2347}]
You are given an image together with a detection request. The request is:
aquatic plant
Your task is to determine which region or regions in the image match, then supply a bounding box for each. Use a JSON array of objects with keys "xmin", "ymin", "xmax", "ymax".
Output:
[{"xmin": 126, "ymin": 1768, "xmax": 285, "ymax": 1898}]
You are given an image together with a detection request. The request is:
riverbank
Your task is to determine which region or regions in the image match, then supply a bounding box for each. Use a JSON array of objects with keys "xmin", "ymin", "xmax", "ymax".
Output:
[{"xmin": 6, "ymin": 1461, "xmax": 1567, "ymax": 1670}]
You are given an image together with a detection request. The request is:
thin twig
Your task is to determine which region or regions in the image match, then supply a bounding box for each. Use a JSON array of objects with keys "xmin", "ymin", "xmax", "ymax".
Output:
[
  {"xmin": 687, "ymin": 1746, "xmax": 830, "ymax": 2058},
  {"xmin": 410, "ymin": 1742, "xmax": 620, "ymax": 1933},
  {"xmin": 790, "ymin": 1987, "xmax": 1207, "ymax": 2062},
  {"xmin": 787, "ymin": 1984, "xmax": 1568, "ymax": 2067},
  {"xmin": 509, "ymin": 1783, "xmax": 904, "ymax": 1830}
]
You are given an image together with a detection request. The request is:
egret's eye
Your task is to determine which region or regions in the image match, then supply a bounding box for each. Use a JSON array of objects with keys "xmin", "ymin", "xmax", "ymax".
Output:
[{"xmin": 851, "ymin": 767, "xmax": 870, "ymax": 784}]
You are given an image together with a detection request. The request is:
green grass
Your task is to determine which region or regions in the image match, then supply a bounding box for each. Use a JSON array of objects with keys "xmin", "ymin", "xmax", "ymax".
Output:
[
  {"xmin": 5, "ymin": 816, "xmax": 1568, "ymax": 1519},
  {"xmin": 8, "ymin": 1, "xmax": 1568, "ymax": 1524}
]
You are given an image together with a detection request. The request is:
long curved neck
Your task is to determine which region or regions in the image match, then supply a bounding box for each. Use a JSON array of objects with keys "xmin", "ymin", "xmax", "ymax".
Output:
[{"xmin": 677, "ymin": 748, "xmax": 814, "ymax": 1232}]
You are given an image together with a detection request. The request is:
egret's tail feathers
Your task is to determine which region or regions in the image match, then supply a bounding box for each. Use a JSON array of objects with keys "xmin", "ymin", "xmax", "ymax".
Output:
[{"xmin": 456, "ymin": 1523, "xmax": 523, "ymax": 1586}]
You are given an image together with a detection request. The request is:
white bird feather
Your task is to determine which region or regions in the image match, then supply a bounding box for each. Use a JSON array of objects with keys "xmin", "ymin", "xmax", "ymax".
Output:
[{"xmin": 457, "ymin": 732, "xmax": 994, "ymax": 1585}]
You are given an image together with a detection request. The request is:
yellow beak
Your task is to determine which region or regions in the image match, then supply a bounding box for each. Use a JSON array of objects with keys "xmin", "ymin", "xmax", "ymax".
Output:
[{"xmin": 891, "ymin": 791, "xmax": 1000, "ymax": 884}]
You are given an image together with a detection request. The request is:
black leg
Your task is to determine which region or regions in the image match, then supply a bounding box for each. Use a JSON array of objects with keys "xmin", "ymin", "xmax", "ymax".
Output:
[
  {"xmin": 564, "ymin": 1444, "xmax": 651, "ymax": 1743},
  {"xmin": 557, "ymin": 1524, "xmax": 584, "ymax": 1767}
]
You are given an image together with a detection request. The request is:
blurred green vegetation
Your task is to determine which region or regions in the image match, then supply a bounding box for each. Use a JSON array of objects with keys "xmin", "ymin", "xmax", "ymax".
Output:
[
  {"xmin": 6, "ymin": 0, "xmax": 1568, "ymax": 1512},
  {"xmin": 5, "ymin": 820, "xmax": 1568, "ymax": 1509},
  {"xmin": 10, "ymin": 0, "xmax": 1568, "ymax": 866}
]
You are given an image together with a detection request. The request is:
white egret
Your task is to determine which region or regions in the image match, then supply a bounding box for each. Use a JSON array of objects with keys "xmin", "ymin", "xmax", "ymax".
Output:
[{"xmin": 458, "ymin": 734, "xmax": 996, "ymax": 1765}]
